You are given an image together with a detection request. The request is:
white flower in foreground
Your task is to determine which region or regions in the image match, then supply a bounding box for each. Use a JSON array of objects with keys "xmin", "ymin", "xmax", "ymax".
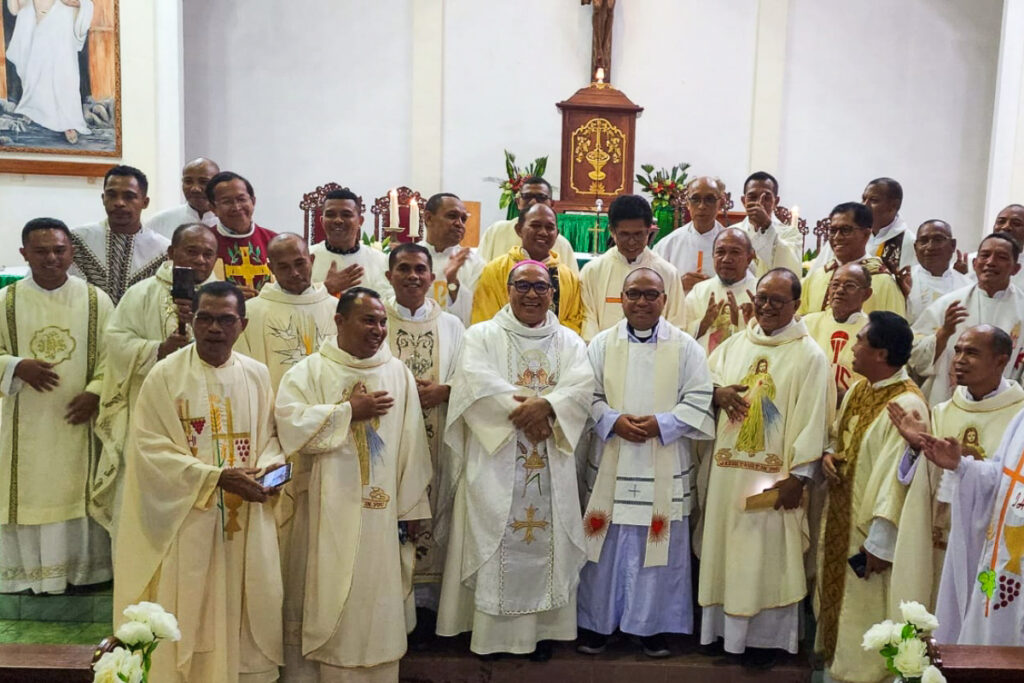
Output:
[
  {"xmin": 892, "ymin": 637, "xmax": 929, "ymax": 678},
  {"xmin": 122, "ymin": 600, "xmax": 166, "ymax": 625},
  {"xmin": 900, "ymin": 600, "xmax": 940, "ymax": 632},
  {"xmin": 921, "ymin": 664, "xmax": 947, "ymax": 683},
  {"xmin": 114, "ymin": 620, "xmax": 154, "ymax": 646},
  {"xmin": 93, "ymin": 646, "xmax": 144, "ymax": 683},
  {"xmin": 862, "ymin": 620, "xmax": 899, "ymax": 650},
  {"xmin": 149, "ymin": 609, "xmax": 182, "ymax": 641}
]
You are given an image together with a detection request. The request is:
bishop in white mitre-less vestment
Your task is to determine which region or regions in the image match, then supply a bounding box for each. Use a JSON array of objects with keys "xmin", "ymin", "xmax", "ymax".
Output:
[
  {"xmin": 70, "ymin": 220, "xmax": 170, "ymax": 304},
  {"xmin": 276, "ymin": 333, "xmax": 431, "ymax": 682},
  {"xmin": 0, "ymin": 274, "xmax": 112, "ymax": 593},
  {"xmin": 436, "ymin": 305, "xmax": 595, "ymax": 654},
  {"xmin": 113, "ymin": 345, "xmax": 285, "ymax": 682}
]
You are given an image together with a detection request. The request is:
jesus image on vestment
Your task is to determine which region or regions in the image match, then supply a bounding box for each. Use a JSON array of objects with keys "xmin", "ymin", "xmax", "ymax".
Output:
[{"xmin": 734, "ymin": 357, "xmax": 781, "ymax": 456}]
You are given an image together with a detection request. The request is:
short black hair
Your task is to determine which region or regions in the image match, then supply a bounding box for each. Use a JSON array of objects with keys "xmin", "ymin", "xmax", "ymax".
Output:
[
  {"xmin": 866, "ymin": 311, "xmax": 913, "ymax": 367},
  {"xmin": 980, "ymin": 232, "xmax": 1022, "ymax": 261},
  {"xmin": 21, "ymin": 217, "xmax": 71, "ymax": 245},
  {"xmin": 515, "ymin": 201, "xmax": 557, "ymax": 228},
  {"xmin": 170, "ymin": 222, "xmax": 210, "ymax": 248},
  {"xmin": 520, "ymin": 176, "xmax": 552, "ymax": 193},
  {"xmin": 193, "ymin": 281, "xmax": 246, "ymax": 318},
  {"xmin": 831, "ymin": 202, "xmax": 873, "ymax": 231},
  {"xmin": 104, "ymin": 165, "xmax": 149, "ymax": 196},
  {"xmin": 608, "ymin": 194, "xmax": 653, "ymax": 229},
  {"xmin": 388, "ymin": 242, "xmax": 433, "ymax": 270},
  {"xmin": 425, "ymin": 192, "xmax": 460, "ymax": 214},
  {"xmin": 336, "ymin": 286, "xmax": 380, "ymax": 315},
  {"xmin": 323, "ymin": 187, "xmax": 362, "ymax": 208},
  {"xmin": 759, "ymin": 267, "xmax": 801, "ymax": 300},
  {"xmin": 744, "ymin": 171, "xmax": 779, "ymax": 196},
  {"xmin": 206, "ymin": 171, "xmax": 255, "ymax": 204},
  {"xmin": 987, "ymin": 325, "xmax": 1014, "ymax": 359},
  {"xmin": 867, "ymin": 177, "xmax": 903, "ymax": 205}
]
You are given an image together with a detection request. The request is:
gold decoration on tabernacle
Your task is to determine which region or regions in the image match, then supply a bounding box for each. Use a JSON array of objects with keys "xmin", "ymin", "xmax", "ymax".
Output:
[{"xmin": 571, "ymin": 117, "xmax": 626, "ymax": 197}]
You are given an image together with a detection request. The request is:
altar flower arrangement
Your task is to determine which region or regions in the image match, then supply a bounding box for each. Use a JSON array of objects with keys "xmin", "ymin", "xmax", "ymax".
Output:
[
  {"xmin": 493, "ymin": 150, "xmax": 548, "ymax": 217},
  {"xmin": 635, "ymin": 162, "xmax": 689, "ymax": 210},
  {"xmin": 361, "ymin": 233, "xmax": 391, "ymax": 253},
  {"xmin": 862, "ymin": 601, "xmax": 946, "ymax": 682},
  {"xmin": 93, "ymin": 602, "xmax": 181, "ymax": 683}
]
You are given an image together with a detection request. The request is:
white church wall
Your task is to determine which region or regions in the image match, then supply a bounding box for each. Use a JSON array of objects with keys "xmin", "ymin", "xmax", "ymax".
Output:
[
  {"xmin": 182, "ymin": 0, "xmax": 414, "ymax": 236},
  {"xmin": 0, "ymin": 0, "xmax": 180, "ymax": 267},
  {"xmin": 778, "ymin": 0, "xmax": 1002, "ymax": 250}
]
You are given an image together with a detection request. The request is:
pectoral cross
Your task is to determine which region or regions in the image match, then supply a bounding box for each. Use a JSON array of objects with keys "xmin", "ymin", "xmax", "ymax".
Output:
[
  {"xmin": 509, "ymin": 504, "xmax": 549, "ymax": 544},
  {"xmin": 224, "ymin": 245, "xmax": 270, "ymax": 289}
]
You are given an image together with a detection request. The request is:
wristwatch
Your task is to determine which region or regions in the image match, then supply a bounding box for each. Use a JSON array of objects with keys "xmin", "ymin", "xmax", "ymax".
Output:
[{"xmin": 447, "ymin": 281, "xmax": 459, "ymax": 293}]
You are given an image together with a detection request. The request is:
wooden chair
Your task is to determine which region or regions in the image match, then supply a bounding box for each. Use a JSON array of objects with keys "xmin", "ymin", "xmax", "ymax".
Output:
[
  {"xmin": 814, "ymin": 216, "xmax": 832, "ymax": 254},
  {"xmin": 299, "ymin": 182, "xmax": 365, "ymax": 245},
  {"xmin": 774, "ymin": 205, "xmax": 809, "ymax": 255},
  {"xmin": 371, "ymin": 186, "xmax": 426, "ymax": 244}
]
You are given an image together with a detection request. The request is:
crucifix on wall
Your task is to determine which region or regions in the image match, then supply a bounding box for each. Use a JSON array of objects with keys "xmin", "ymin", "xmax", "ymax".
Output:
[{"xmin": 581, "ymin": 0, "xmax": 616, "ymax": 82}]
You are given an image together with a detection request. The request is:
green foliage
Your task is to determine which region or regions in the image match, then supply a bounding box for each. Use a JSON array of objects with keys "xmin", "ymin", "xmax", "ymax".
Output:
[
  {"xmin": 497, "ymin": 150, "xmax": 549, "ymax": 209},
  {"xmin": 635, "ymin": 162, "xmax": 690, "ymax": 210},
  {"xmin": 978, "ymin": 569, "xmax": 997, "ymax": 599}
]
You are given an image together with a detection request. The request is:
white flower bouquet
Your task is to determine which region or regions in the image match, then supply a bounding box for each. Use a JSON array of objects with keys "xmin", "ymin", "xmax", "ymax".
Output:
[
  {"xmin": 93, "ymin": 601, "xmax": 181, "ymax": 682},
  {"xmin": 862, "ymin": 601, "xmax": 946, "ymax": 682}
]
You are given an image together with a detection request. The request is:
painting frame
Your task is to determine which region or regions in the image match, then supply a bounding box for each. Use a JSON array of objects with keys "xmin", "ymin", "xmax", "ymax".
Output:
[{"xmin": 0, "ymin": 0, "xmax": 122, "ymax": 160}]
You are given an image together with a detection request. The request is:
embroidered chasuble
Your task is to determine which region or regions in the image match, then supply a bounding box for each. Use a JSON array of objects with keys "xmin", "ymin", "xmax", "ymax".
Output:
[
  {"xmin": 801, "ymin": 310, "xmax": 868, "ymax": 395},
  {"xmin": 896, "ymin": 382, "xmax": 1024, "ymax": 645},
  {"xmin": 799, "ymin": 256, "xmax": 906, "ymax": 317},
  {"xmin": 0, "ymin": 276, "xmax": 112, "ymax": 592},
  {"xmin": 310, "ymin": 242, "xmax": 393, "ymax": 299},
  {"xmin": 910, "ymin": 283, "xmax": 1024, "ymax": 405},
  {"xmin": 113, "ymin": 348, "xmax": 284, "ymax": 682},
  {"xmin": 92, "ymin": 261, "xmax": 218, "ymax": 530},
  {"xmin": 384, "ymin": 298, "xmax": 465, "ymax": 596},
  {"xmin": 210, "ymin": 223, "xmax": 277, "ymax": 291},
  {"xmin": 275, "ymin": 339, "xmax": 431, "ymax": 675},
  {"xmin": 683, "ymin": 273, "xmax": 757, "ymax": 355},
  {"xmin": 420, "ymin": 241, "xmax": 485, "ymax": 326},
  {"xmin": 815, "ymin": 371, "xmax": 927, "ymax": 683},
  {"xmin": 698, "ymin": 320, "xmax": 832, "ymax": 618},
  {"xmin": 579, "ymin": 248, "xmax": 685, "ymax": 342},
  {"xmin": 479, "ymin": 218, "xmax": 579, "ymax": 275},
  {"xmin": 70, "ymin": 220, "xmax": 169, "ymax": 304},
  {"xmin": 471, "ymin": 246, "xmax": 584, "ymax": 333},
  {"xmin": 436, "ymin": 307, "xmax": 594, "ymax": 654}
]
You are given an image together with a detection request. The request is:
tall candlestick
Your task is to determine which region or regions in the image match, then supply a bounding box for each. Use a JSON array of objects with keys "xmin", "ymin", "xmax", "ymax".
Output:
[
  {"xmin": 790, "ymin": 205, "xmax": 800, "ymax": 230},
  {"xmin": 389, "ymin": 189, "xmax": 399, "ymax": 231},
  {"xmin": 408, "ymin": 199, "xmax": 420, "ymax": 238}
]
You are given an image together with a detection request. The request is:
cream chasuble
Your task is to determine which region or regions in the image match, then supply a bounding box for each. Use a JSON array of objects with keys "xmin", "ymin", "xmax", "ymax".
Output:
[
  {"xmin": 93, "ymin": 261, "xmax": 218, "ymax": 531},
  {"xmin": 471, "ymin": 246, "xmax": 584, "ymax": 333},
  {"xmin": 906, "ymin": 265, "xmax": 969, "ymax": 324},
  {"xmin": 910, "ymin": 283, "xmax": 1024, "ymax": 405},
  {"xmin": 682, "ymin": 273, "xmax": 757, "ymax": 355},
  {"xmin": 579, "ymin": 248, "xmax": 685, "ymax": 342},
  {"xmin": 478, "ymin": 218, "xmax": 579, "ymax": 274},
  {"xmin": 815, "ymin": 371, "xmax": 928, "ymax": 683},
  {"xmin": 799, "ymin": 256, "xmax": 906, "ymax": 317},
  {"xmin": 420, "ymin": 241, "xmax": 485, "ymax": 326},
  {"xmin": 69, "ymin": 220, "xmax": 169, "ymax": 304},
  {"xmin": 310, "ymin": 242, "xmax": 393, "ymax": 298},
  {"xmin": 734, "ymin": 217, "xmax": 803, "ymax": 279},
  {"xmin": 274, "ymin": 339, "xmax": 431, "ymax": 674},
  {"xmin": 436, "ymin": 307, "xmax": 594, "ymax": 654},
  {"xmin": 801, "ymin": 310, "xmax": 868, "ymax": 396},
  {"xmin": 113, "ymin": 348, "xmax": 284, "ymax": 683},
  {"xmin": 699, "ymin": 320, "xmax": 832, "ymax": 619}
]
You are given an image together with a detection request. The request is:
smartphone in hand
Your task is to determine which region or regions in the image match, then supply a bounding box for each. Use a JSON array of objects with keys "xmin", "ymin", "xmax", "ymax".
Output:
[{"xmin": 258, "ymin": 463, "xmax": 293, "ymax": 488}]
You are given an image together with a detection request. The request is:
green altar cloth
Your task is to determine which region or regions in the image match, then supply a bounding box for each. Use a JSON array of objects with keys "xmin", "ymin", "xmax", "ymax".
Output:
[
  {"xmin": 0, "ymin": 268, "xmax": 28, "ymax": 289},
  {"xmin": 557, "ymin": 213, "xmax": 609, "ymax": 254}
]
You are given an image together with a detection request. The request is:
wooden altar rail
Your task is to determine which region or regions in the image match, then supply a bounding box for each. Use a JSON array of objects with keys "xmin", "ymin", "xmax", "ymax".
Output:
[{"xmin": 928, "ymin": 638, "xmax": 1024, "ymax": 682}]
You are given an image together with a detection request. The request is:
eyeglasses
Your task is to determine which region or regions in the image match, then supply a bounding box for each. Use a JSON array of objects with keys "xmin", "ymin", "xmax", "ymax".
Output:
[
  {"xmin": 520, "ymin": 192, "xmax": 550, "ymax": 202},
  {"xmin": 828, "ymin": 281, "xmax": 864, "ymax": 293},
  {"xmin": 194, "ymin": 313, "xmax": 242, "ymax": 327},
  {"xmin": 623, "ymin": 288, "xmax": 664, "ymax": 301},
  {"xmin": 687, "ymin": 194, "xmax": 720, "ymax": 206},
  {"xmin": 753, "ymin": 294, "xmax": 796, "ymax": 309},
  {"xmin": 511, "ymin": 281, "xmax": 552, "ymax": 295},
  {"xmin": 827, "ymin": 226, "xmax": 866, "ymax": 237}
]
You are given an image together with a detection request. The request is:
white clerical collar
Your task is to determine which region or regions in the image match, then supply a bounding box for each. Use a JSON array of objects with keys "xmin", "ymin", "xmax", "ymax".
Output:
[
  {"xmin": 186, "ymin": 204, "xmax": 218, "ymax": 227},
  {"xmin": 24, "ymin": 274, "xmax": 71, "ymax": 294},
  {"xmin": 968, "ymin": 378, "xmax": 1013, "ymax": 402},
  {"xmin": 977, "ymin": 284, "xmax": 1010, "ymax": 300},
  {"xmin": 396, "ymin": 301, "xmax": 430, "ymax": 320},
  {"xmin": 687, "ymin": 221, "xmax": 722, "ymax": 237},
  {"xmin": 216, "ymin": 221, "xmax": 254, "ymax": 239},
  {"xmin": 717, "ymin": 273, "xmax": 755, "ymax": 289},
  {"xmin": 423, "ymin": 240, "xmax": 455, "ymax": 257},
  {"xmin": 614, "ymin": 248, "xmax": 650, "ymax": 265},
  {"xmin": 915, "ymin": 264, "xmax": 954, "ymax": 282},
  {"xmin": 765, "ymin": 318, "xmax": 798, "ymax": 337}
]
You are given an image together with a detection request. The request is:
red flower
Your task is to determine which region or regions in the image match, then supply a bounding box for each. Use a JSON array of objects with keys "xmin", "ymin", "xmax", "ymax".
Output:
[
  {"xmin": 668, "ymin": 182, "xmax": 676, "ymax": 189},
  {"xmin": 583, "ymin": 510, "xmax": 609, "ymax": 538}
]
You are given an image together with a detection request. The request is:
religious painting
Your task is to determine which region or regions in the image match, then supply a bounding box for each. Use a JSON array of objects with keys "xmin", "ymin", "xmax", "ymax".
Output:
[
  {"xmin": 735, "ymin": 357, "xmax": 781, "ymax": 456},
  {"xmin": 0, "ymin": 0, "xmax": 121, "ymax": 155}
]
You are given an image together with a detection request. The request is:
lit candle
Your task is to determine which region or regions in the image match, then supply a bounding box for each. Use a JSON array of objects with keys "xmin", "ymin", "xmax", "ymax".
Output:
[
  {"xmin": 389, "ymin": 189, "xmax": 399, "ymax": 231},
  {"xmin": 790, "ymin": 205, "xmax": 800, "ymax": 230},
  {"xmin": 595, "ymin": 67, "xmax": 605, "ymax": 84},
  {"xmin": 408, "ymin": 199, "xmax": 420, "ymax": 238}
]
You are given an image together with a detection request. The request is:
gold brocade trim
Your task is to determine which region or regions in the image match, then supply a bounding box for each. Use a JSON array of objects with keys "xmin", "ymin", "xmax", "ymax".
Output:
[
  {"xmin": 713, "ymin": 448, "xmax": 783, "ymax": 473},
  {"xmin": 818, "ymin": 378, "xmax": 924, "ymax": 661},
  {"xmin": 6, "ymin": 283, "xmax": 18, "ymax": 525}
]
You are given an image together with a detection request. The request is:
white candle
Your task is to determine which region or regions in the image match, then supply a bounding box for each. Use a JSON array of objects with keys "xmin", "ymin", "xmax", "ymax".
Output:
[
  {"xmin": 595, "ymin": 67, "xmax": 605, "ymax": 84},
  {"xmin": 790, "ymin": 205, "xmax": 800, "ymax": 229},
  {"xmin": 389, "ymin": 189, "xmax": 399, "ymax": 231},
  {"xmin": 408, "ymin": 199, "xmax": 420, "ymax": 238}
]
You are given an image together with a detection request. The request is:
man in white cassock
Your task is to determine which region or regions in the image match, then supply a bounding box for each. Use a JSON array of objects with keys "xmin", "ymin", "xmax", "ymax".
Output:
[
  {"xmin": 577, "ymin": 268, "xmax": 715, "ymax": 658},
  {"xmin": 92, "ymin": 224, "xmax": 219, "ymax": 531},
  {"xmin": 683, "ymin": 228, "xmax": 757, "ymax": 355},
  {"xmin": 580, "ymin": 194, "xmax": 685, "ymax": 342},
  {"xmin": 888, "ymin": 325, "xmax": 1024, "ymax": 644},
  {"xmin": 145, "ymin": 157, "xmax": 221, "ymax": 239},
  {"xmin": 653, "ymin": 176, "xmax": 727, "ymax": 293},
  {"xmin": 418, "ymin": 193, "xmax": 483, "ymax": 326},
  {"xmin": 5, "ymin": 0, "xmax": 93, "ymax": 143},
  {"xmin": 310, "ymin": 188, "xmax": 392, "ymax": 299},
  {"xmin": 71, "ymin": 165, "xmax": 170, "ymax": 304},
  {"xmin": 910, "ymin": 233, "xmax": 1024, "ymax": 405},
  {"xmin": 699, "ymin": 268, "xmax": 832, "ymax": 669},
  {"xmin": 113, "ymin": 281, "xmax": 285, "ymax": 682},
  {"xmin": 275, "ymin": 287, "xmax": 432, "ymax": 683},
  {"xmin": 965, "ymin": 204, "xmax": 1024, "ymax": 291},
  {"xmin": 0, "ymin": 218, "xmax": 112, "ymax": 594},
  {"xmin": 901, "ymin": 220, "xmax": 969, "ymax": 324},
  {"xmin": 437, "ymin": 261, "xmax": 595, "ymax": 661},
  {"xmin": 733, "ymin": 172, "xmax": 803, "ymax": 277}
]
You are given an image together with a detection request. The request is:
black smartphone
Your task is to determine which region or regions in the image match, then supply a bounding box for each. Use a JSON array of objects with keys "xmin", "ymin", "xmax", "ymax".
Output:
[
  {"xmin": 848, "ymin": 551, "xmax": 868, "ymax": 578},
  {"xmin": 258, "ymin": 463, "xmax": 293, "ymax": 488},
  {"xmin": 171, "ymin": 267, "xmax": 196, "ymax": 301}
]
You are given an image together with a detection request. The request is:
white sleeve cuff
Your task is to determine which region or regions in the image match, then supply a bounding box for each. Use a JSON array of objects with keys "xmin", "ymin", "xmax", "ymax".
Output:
[
  {"xmin": 1, "ymin": 358, "xmax": 25, "ymax": 396},
  {"xmin": 864, "ymin": 517, "xmax": 898, "ymax": 563}
]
